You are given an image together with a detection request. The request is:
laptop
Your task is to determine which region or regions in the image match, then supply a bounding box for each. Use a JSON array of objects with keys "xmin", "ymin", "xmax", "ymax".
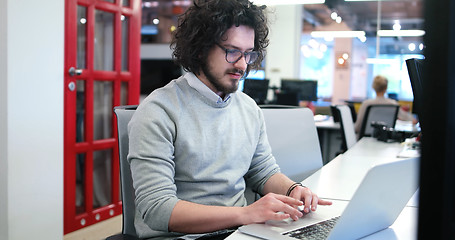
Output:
[{"xmin": 238, "ymin": 157, "xmax": 420, "ymax": 240}]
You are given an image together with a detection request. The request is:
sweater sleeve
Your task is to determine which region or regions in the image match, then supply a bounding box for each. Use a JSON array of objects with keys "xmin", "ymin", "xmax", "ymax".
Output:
[
  {"xmin": 243, "ymin": 107, "xmax": 280, "ymax": 195},
  {"xmin": 128, "ymin": 99, "xmax": 180, "ymax": 232}
]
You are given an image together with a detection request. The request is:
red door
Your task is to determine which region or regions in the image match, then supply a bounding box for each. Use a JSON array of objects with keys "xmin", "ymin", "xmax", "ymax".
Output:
[{"xmin": 64, "ymin": 0, "xmax": 140, "ymax": 233}]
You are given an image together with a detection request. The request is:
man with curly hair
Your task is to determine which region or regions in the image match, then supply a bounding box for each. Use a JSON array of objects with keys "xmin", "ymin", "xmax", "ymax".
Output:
[{"xmin": 128, "ymin": 0, "xmax": 331, "ymax": 239}]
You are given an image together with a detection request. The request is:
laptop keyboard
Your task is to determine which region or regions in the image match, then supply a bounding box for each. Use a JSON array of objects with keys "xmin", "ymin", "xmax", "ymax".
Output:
[{"xmin": 282, "ymin": 216, "xmax": 340, "ymax": 239}]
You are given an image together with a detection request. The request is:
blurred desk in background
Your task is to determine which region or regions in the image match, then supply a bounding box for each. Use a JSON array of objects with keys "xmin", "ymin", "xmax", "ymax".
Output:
[{"xmin": 314, "ymin": 115, "xmax": 341, "ymax": 164}]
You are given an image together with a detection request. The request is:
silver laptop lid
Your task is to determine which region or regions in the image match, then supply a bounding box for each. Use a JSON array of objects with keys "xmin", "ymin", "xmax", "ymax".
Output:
[
  {"xmin": 239, "ymin": 157, "xmax": 420, "ymax": 240},
  {"xmin": 327, "ymin": 157, "xmax": 419, "ymax": 239}
]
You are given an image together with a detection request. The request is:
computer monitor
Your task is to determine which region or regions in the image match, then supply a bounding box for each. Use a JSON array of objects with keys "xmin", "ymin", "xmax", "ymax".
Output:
[
  {"xmin": 280, "ymin": 79, "xmax": 318, "ymax": 102},
  {"xmin": 140, "ymin": 59, "xmax": 182, "ymax": 95},
  {"xmin": 242, "ymin": 78, "xmax": 270, "ymax": 105},
  {"xmin": 405, "ymin": 58, "xmax": 424, "ymax": 125}
]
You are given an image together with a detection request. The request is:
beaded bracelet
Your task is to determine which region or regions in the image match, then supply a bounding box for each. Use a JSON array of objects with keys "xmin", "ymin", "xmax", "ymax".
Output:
[{"xmin": 286, "ymin": 182, "xmax": 305, "ymax": 196}]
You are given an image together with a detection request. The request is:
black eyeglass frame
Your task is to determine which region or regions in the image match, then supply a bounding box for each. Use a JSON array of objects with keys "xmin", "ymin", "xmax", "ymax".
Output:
[{"xmin": 216, "ymin": 43, "xmax": 259, "ymax": 65}]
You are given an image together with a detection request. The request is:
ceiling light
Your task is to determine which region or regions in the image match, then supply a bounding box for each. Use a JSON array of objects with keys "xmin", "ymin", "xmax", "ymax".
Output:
[
  {"xmin": 408, "ymin": 43, "xmax": 416, "ymax": 51},
  {"xmin": 377, "ymin": 30, "xmax": 425, "ymax": 37},
  {"xmin": 335, "ymin": 16, "xmax": 342, "ymax": 23},
  {"xmin": 319, "ymin": 43, "xmax": 328, "ymax": 52},
  {"xmin": 311, "ymin": 30, "xmax": 366, "ymax": 39},
  {"xmin": 142, "ymin": 1, "xmax": 158, "ymax": 8},
  {"xmin": 331, "ymin": 12, "xmax": 338, "ymax": 20},
  {"xmin": 308, "ymin": 39, "xmax": 319, "ymax": 49},
  {"xmin": 337, "ymin": 58, "xmax": 345, "ymax": 65},
  {"xmin": 250, "ymin": 0, "xmax": 325, "ymax": 5},
  {"xmin": 393, "ymin": 21, "xmax": 401, "ymax": 31},
  {"xmin": 419, "ymin": 43, "xmax": 424, "ymax": 51},
  {"xmin": 173, "ymin": 1, "xmax": 192, "ymax": 6}
]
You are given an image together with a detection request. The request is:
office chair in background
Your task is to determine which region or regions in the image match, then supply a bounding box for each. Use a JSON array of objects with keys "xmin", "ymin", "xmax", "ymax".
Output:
[
  {"xmin": 331, "ymin": 104, "xmax": 357, "ymax": 123},
  {"xmin": 107, "ymin": 105, "xmax": 139, "ymax": 240},
  {"xmin": 261, "ymin": 107, "xmax": 323, "ymax": 182},
  {"xmin": 347, "ymin": 104, "xmax": 357, "ymax": 122},
  {"xmin": 244, "ymin": 106, "xmax": 323, "ymax": 204},
  {"xmin": 358, "ymin": 104, "xmax": 399, "ymax": 139},
  {"xmin": 333, "ymin": 105, "xmax": 357, "ymax": 153}
]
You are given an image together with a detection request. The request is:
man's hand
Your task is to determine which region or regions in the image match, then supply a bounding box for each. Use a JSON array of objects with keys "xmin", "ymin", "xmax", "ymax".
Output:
[
  {"xmin": 288, "ymin": 185, "xmax": 332, "ymax": 213},
  {"xmin": 243, "ymin": 193, "xmax": 304, "ymax": 223},
  {"xmin": 261, "ymin": 173, "xmax": 333, "ymax": 222}
]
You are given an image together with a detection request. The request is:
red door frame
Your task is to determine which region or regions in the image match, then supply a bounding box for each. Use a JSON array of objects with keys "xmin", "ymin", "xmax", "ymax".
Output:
[{"xmin": 64, "ymin": 0, "xmax": 140, "ymax": 234}]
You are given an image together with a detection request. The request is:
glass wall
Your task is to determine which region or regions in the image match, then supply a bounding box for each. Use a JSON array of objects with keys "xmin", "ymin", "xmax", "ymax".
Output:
[{"xmin": 299, "ymin": 34, "xmax": 424, "ymax": 102}]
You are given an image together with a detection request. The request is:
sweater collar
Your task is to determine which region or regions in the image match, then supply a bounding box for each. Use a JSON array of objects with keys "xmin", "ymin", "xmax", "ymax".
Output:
[{"xmin": 185, "ymin": 72, "xmax": 232, "ymax": 105}]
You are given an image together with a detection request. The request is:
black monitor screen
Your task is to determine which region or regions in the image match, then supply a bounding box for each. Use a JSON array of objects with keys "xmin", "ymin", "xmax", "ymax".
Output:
[
  {"xmin": 280, "ymin": 79, "xmax": 318, "ymax": 102},
  {"xmin": 242, "ymin": 78, "xmax": 270, "ymax": 105},
  {"xmin": 140, "ymin": 60, "xmax": 182, "ymax": 95},
  {"xmin": 405, "ymin": 58, "xmax": 424, "ymax": 124}
]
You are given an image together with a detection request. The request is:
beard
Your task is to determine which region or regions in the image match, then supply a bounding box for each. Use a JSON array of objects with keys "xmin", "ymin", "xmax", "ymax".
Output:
[{"xmin": 201, "ymin": 63, "xmax": 244, "ymax": 95}]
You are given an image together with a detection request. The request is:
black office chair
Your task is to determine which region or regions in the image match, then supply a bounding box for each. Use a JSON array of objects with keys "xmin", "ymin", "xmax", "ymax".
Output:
[
  {"xmin": 358, "ymin": 104, "xmax": 399, "ymax": 139},
  {"xmin": 347, "ymin": 104, "xmax": 357, "ymax": 122},
  {"xmin": 330, "ymin": 105, "xmax": 341, "ymax": 123},
  {"xmin": 106, "ymin": 105, "xmax": 140, "ymax": 240},
  {"xmin": 332, "ymin": 104, "xmax": 356, "ymax": 123}
]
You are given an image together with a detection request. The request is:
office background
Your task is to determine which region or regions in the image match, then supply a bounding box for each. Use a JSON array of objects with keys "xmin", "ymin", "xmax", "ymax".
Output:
[{"xmin": 0, "ymin": 0, "xmax": 452, "ymax": 239}]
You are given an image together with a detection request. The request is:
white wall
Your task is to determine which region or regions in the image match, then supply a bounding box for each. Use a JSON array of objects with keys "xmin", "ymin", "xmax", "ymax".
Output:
[
  {"xmin": 351, "ymin": 39, "xmax": 369, "ymax": 99},
  {"xmin": 331, "ymin": 38, "xmax": 353, "ymax": 104},
  {"xmin": 0, "ymin": 0, "xmax": 8, "ymax": 238},
  {"xmin": 265, "ymin": 5, "xmax": 302, "ymax": 89},
  {"xmin": 0, "ymin": 0, "xmax": 64, "ymax": 239}
]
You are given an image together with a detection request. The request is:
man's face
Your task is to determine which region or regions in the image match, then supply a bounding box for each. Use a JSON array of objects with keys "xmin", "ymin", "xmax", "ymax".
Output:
[{"xmin": 198, "ymin": 25, "xmax": 255, "ymax": 98}]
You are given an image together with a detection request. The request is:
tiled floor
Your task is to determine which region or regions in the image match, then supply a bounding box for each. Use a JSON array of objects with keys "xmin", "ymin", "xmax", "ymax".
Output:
[{"xmin": 64, "ymin": 215, "xmax": 122, "ymax": 240}]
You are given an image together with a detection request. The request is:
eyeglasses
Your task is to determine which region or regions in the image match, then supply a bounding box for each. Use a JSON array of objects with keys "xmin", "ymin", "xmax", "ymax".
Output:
[{"xmin": 216, "ymin": 44, "xmax": 259, "ymax": 65}]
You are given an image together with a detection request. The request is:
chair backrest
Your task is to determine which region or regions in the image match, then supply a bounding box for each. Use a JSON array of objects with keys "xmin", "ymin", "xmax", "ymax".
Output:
[
  {"xmin": 347, "ymin": 104, "xmax": 357, "ymax": 122},
  {"xmin": 114, "ymin": 105, "xmax": 138, "ymax": 237},
  {"xmin": 330, "ymin": 105, "xmax": 341, "ymax": 123},
  {"xmin": 335, "ymin": 105, "xmax": 357, "ymax": 151},
  {"xmin": 261, "ymin": 107, "xmax": 323, "ymax": 182},
  {"xmin": 359, "ymin": 104, "xmax": 399, "ymax": 139}
]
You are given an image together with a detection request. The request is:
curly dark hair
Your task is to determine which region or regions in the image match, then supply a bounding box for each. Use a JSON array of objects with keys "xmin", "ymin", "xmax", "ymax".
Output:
[{"xmin": 170, "ymin": 0, "xmax": 269, "ymax": 76}]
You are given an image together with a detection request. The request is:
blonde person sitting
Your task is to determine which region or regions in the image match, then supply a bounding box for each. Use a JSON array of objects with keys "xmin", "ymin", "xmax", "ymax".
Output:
[{"xmin": 355, "ymin": 75, "xmax": 417, "ymax": 135}]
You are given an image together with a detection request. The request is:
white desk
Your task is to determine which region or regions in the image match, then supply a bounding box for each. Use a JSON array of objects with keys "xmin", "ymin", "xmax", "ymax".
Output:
[
  {"xmin": 342, "ymin": 137, "xmax": 406, "ymax": 158},
  {"xmin": 314, "ymin": 116, "xmax": 340, "ymax": 130},
  {"xmin": 226, "ymin": 137, "xmax": 419, "ymax": 240},
  {"xmin": 301, "ymin": 138, "xmax": 419, "ymax": 207},
  {"xmin": 314, "ymin": 117, "xmax": 420, "ymax": 164}
]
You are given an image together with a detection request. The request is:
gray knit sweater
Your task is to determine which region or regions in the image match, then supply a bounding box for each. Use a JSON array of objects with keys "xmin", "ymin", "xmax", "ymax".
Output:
[{"xmin": 128, "ymin": 73, "xmax": 280, "ymax": 239}]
